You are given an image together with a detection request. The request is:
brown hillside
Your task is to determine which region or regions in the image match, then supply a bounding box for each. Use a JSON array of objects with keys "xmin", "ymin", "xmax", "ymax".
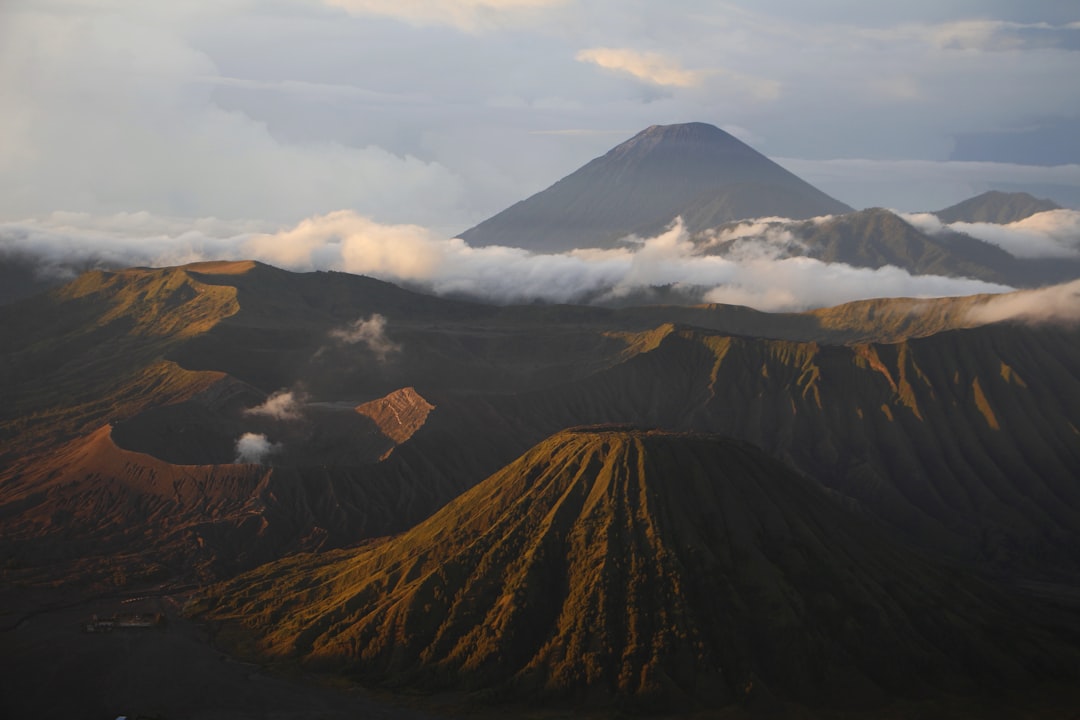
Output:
[
  {"xmin": 200, "ymin": 428, "xmax": 1078, "ymax": 711},
  {"xmin": 355, "ymin": 387, "xmax": 435, "ymax": 446}
]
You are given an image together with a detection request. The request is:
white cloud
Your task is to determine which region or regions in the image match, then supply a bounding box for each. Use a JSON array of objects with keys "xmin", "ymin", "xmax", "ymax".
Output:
[
  {"xmin": 0, "ymin": 213, "xmax": 262, "ymax": 274},
  {"xmin": 244, "ymin": 390, "xmax": 305, "ymax": 421},
  {"xmin": 926, "ymin": 20, "xmax": 1080, "ymax": 52},
  {"xmin": 243, "ymin": 212, "xmax": 444, "ymax": 277},
  {"xmin": 575, "ymin": 47, "xmax": 707, "ymax": 88},
  {"xmin": 948, "ymin": 212, "xmax": 1080, "ymax": 259},
  {"xmin": 0, "ymin": 5, "xmax": 464, "ymax": 227},
  {"xmin": 324, "ymin": 0, "xmax": 568, "ymax": 31},
  {"xmin": 233, "ymin": 432, "xmax": 281, "ymax": 464},
  {"xmin": 701, "ymin": 256, "xmax": 1008, "ymax": 311},
  {"xmin": 897, "ymin": 209, "xmax": 1080, "ymax": 259},
  {"xmin": 966, "ymin": 279, "xmax": 1080, "ymax": 325},
  {"xmin": 2, "ymin": 209, "xmax": 1016, "ymax": 313}
]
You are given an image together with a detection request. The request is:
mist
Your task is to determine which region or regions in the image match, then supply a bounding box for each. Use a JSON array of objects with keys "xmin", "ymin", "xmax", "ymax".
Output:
[{"xmin": 966, "ymin": 279, "xmax": 1080, "ymax": 325}]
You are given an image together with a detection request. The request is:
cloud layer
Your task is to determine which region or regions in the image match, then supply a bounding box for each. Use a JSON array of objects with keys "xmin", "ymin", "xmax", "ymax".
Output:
[
  {"xmin": 966, "ymin": 279, "xmax": 1080, "ymax": 324},
  {"xmin": 0, "ymin": 210, "xmax": 1015, "ymax": 312},
  {"xmin": 901, "ymin": 209, "xmax": 1080, "ymax": 258}
]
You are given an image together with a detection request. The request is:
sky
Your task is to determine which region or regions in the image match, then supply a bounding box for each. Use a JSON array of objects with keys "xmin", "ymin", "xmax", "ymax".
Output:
[{"xmin": 1, "ymin": 0, "xmax": 1079, "ymax": 310}]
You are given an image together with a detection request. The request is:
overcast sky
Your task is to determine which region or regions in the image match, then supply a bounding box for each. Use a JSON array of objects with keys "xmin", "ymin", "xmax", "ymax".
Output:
[{"xmin": 2, "ymin": 0, "xmax": 1079, "ymax": 236}]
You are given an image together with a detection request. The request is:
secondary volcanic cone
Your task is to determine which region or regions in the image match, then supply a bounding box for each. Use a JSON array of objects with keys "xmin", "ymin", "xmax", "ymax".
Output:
[{"xmin": 197, "ymin": 427, "xmax": 1076, "ymax": 711}]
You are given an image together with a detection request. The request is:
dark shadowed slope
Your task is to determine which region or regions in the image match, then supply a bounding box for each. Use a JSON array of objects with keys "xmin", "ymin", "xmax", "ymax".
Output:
[
  {"xmin": 199, "ymin": 428, "xmax": 1079, "ymax": 712},
  {"xmin": 447, "ymin": 321, "xmax": 1080, "ymax": 577},
  {"xmin": 934, "ymin": 190, "xmax": 1061, "ymax": 224},
  {"xmin": 457, "ymin": 123, "xmax": 852, "ymax": 252}
]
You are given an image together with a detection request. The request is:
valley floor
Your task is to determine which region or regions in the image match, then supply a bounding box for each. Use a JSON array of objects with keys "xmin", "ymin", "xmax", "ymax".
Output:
[
  {"xmin": 0, "ymin": 584, "xmax": 447, "ymax": 720},
  {"xmin": 4, "ymin": 582, "xmax": 1080, "ymax": 720}
]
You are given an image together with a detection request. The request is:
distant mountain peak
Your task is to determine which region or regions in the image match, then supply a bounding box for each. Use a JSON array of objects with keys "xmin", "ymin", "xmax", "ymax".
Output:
[
  {"xmin": 934, "ymin": 190, "xmax": 1061, "ymax": 224},
  {"xmin": 609, "ymin": 122, "xmax": 757, "ymax": 162},
  {"xmin": 630, "ymin": 121, "xmax": 739, "ymax": 143},
  {"xmin": 457, "ymin": 121, "xmax": 852, "ymax": 252}
]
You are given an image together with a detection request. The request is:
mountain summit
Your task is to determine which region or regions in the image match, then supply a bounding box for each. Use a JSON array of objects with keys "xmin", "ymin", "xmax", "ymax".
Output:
[
  {"xmin": 457, "ymin": 122, "xmax": 852, "ymax": 252},
  {"xmin": 933, "ymin": 190, "xmax": 1061, "ymax": 224}
]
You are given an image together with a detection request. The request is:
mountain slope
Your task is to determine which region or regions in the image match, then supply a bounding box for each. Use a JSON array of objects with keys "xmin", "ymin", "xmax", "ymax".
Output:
[
  {"xmin": 4, "ymin": 263, "xmax": 1079, "ymax": 591},
  {"xmin": 457, "ymin": 123, "xmax": 852, "ymax": 252},
  {"xmin": 199, "ymin": 428, "xmax": 1078, "ymax": 710},
  {"xmin": 705, "ymin": 208, "xmax": 1080, "ymax": 288},
  {"xmin": 440, "ymin": 321, "xmax": 1080, "ymax": 577},
  {"xmin": 793, "ymin": 208, "xmax": 1014, "ymax": 282},
  {"xmin": 935, "ymin": 191, "xmax": 1061, "ymax": 224}
]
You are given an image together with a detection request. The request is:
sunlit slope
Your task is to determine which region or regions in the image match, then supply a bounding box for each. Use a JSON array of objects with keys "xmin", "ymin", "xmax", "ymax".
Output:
[
  {"xmin": 0, "ymin": 425, "xmax": 272, "ymax": 583},
  {"xmin": 200, "ymin": 428, "xmax": 1077, "ymax": 709},
  {"xmin": 0, "ymin": 264, "xmax": 246, "ymax": 465}
]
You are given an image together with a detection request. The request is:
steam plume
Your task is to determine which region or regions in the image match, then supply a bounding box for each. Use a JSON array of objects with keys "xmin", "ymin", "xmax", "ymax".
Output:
[
  {"xmin": 233, "ymin": 432, "xmax": 282, "ymax": 464},
  {"xmin": 329, "ymin": 314, "xmax": 402, "ymax": 360},
  {"xmin": 243, "ymin": 390, "xmax": 304, "ymax": 421}
]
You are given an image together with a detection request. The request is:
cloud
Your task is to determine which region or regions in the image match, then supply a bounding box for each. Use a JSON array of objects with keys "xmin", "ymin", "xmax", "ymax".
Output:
[
  {"xmin": 243, "ymin": 212, "xmax": 443, "ymax": 277},
  {"xmin": 14, "ymin": 209, "xmax": 1021, "ymax": 312},
  {"xmin": 243, "ymin": 390, "xmax": 305, "ymax": 421},
  {"xmin": 575, "ymin": 48, "xmax": 707, "ymax": 88},
  {"xmin": 898, "ymin": 209, "xmax": 1080, "ymax": 258},
  {"xmin": 965, "ymin": 279, "xmax": 1080, "ymax": 325},
  {"xmin": 927, "ymin": 20, "xmax": 1080, "ymax": 52},
  {"xmin": 324, "ymin": 0, "xmax": 567, "ymax": 31},
  {"xmin": 699, "ymin": 256, "xmax": 1009, "ymax": 311},
  {"xmin": 5, "ymin": 1, "xmax": 1080, "ymax": 233},
  {"xmin": 0, "ymin": 213, "xmax": 261, "ymax": 276},
  {"xmin": 329, "ymin": 314, "xmax": 402, "ymax": 360},
  {"xmin": 0, "ymin": 6, "xmax": 464, "ymax": 227},
  {"xmin": 249, "ymin": 213, "xmax": 1015, "ymax": 310},
  {"xmin": 233, "ymin": 432, "xmax": 281, "ymax": 464},
  {"xmin": 698, "ymin": 218, "xmax": 808, "ymax": 261}
]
